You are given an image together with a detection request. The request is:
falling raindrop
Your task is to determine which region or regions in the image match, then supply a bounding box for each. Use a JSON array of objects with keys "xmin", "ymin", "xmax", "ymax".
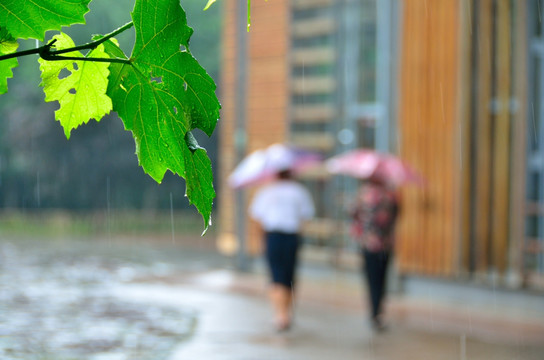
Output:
[
  {"xmin": 532, "ymin": 102, "xmax": 538, "ymax": 145},
  {"xmin": 106, "ymin": 176, "xmax": 111, "ymax": 245},
  {"xmin": 301, "ymin": 60, "xmax": 305, "ymax": 105},
  {"xmin": 170, "ymin": 192, "xmax": 175, "ymax": 244},
  {"xmin": 35, "ymin": 171, "xmax": 40, "ymax": 207},
  {"xmin": 459, "ymin": 120, "xmax": 463, "ymax": 169},
  {"xmin": 440, "ymin": 82, "xmax": 445, "ymax": 123}
]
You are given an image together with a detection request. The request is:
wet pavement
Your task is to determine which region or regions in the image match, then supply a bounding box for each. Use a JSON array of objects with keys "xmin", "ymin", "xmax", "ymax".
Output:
[
  {"xmin": 1, "ymin": 236, "xmax": 543, "ymax": 359},
  {"xmin": 0, "ymin": 237, "xmax": 204, "ymax": 360},
  {"xmin": 161, "ymin": 268, "xmax": 544, "ymax": 360}
]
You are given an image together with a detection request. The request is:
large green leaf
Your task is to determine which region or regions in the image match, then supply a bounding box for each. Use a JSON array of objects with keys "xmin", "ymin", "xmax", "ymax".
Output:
[
  {"xmin": 0, "ymin": 0, "xmax": 91, "ymax": 40},
  {"xmin": 130, "ymin": 0, "xmax": 219, "ymax": 137},
  {"xmin": 0, "ymin": 27, "xmax": 17, "ymax": 94},
  {"xmin": 104, "ymin": 40, "xmax": 188, "ymax": 183},
  {"xmin": 38, "ymin": 33, "xmax": 112, "ymax": 138},
  {"xmin": 184, "ymin": 132, "xmax": 215, "ymax": 230},
  {"xmin": 102, "ymin": 0, "xmax": 220, "ymax": 227}
]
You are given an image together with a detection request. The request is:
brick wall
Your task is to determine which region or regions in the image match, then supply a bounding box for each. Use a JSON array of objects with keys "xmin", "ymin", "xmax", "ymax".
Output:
[{"xmin": 218, "ymin": 0, "xmax": 291, "ymax": 256}]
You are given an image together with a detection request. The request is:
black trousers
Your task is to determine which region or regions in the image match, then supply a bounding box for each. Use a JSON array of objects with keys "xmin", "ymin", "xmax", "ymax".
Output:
[{"xmin": 362, "ymin": 249, "xmax": 391, "ymax": 319}]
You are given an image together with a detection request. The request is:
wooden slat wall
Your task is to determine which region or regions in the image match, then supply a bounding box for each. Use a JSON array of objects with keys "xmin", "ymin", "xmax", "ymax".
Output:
[
  {"xmin": 508, "ymin": 2, "xmax": 528, "ymax": 283},
  {"xmin": 461, "ymin": 0, "xmax": 517, "ymax": 277},
  {"xmin": 397, "ymin": 0, "xmax": 460, "ymax": 276},
  {"xmin": 474, "ymin": 0, "xmax": 493, "ymax": 274},
  {"xmin": 491, "ymin": 0, "xmax": 512, "ymax": 273},
  {"xmin": 459, "ymin": 0, "xmax": 473, "ymax": 275},
  {"xmin": 397, "ymin": 0, "xmax": 425, "ymax": 274}
]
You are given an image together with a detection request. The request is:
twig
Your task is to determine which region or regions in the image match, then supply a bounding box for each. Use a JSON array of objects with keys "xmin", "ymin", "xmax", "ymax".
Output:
[{"xmin": 0, "ymin": 21, "xmax": 134, "ymax": 64}]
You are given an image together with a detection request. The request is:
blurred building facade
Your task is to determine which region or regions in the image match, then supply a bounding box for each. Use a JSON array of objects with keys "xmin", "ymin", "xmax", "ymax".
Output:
[{"xmin": 218, "ymin": 0, "xmax": 543, "ymax": 291}]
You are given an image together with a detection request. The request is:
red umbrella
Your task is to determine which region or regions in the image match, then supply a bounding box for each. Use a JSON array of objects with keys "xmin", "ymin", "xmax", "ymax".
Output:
[
  {"xmin": 228, "ymin": 143, "xmax": 322, "ymax": 189},
  {"xmin": 325, "ymin": 149, "xmax": 424, "ymax": 186}
]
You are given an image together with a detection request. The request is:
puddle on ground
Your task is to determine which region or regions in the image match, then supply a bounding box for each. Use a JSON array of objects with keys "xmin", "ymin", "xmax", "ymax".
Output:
[{"xmin": 0, "ymin": 240, "xmax": 197, "ymax": 360}]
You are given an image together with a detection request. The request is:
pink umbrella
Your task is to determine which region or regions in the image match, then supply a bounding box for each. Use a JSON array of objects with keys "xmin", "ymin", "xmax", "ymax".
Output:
[
  {"xmin": 228, "ymin": 143, "xmax": 322, "ymax": 189},
  {"xmin": 325, "ymin": 149, "xmax": 424, "ymax": 186}
]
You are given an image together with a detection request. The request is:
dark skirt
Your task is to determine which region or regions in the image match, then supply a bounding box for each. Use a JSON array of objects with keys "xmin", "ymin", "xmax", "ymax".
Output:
[{"xmin": 265, "ymin": 231, "xmax": 300, "ymax": 289}]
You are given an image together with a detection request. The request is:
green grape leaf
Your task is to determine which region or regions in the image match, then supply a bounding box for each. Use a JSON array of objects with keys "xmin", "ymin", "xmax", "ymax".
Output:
[
  {"xmin": 39, "ymin": 32, "xmax": 112, "ymax": 138},
  {"xmin": 0, "ymin": 0, "xmax": 91, "ymax": 40},
  {"xmin": 183, "ymin": 132, "xmax": 215, "ymax": 231},
  {"xmin": 102, "ymin": 0, "xmax": 220, "ymax": 227},
  {"xmin": 104, "ymin": 39, "xmax": 188, "ymax": 183},
  {"xmin": 0, "ymin": 27, "xmax": 18, "ymax": 94},
  {"xmin": 130, "ymin": 0, "xmax": 220, "ymax": 137}
]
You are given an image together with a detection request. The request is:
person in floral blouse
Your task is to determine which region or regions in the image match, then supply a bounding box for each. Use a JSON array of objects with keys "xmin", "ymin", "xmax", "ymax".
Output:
[{"xmin": 350, "ymin": 175, "xmax": 400, "ymax": 331}]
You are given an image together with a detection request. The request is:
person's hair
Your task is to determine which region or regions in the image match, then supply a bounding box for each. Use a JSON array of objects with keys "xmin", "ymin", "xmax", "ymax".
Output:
[
  {"xmin": 367, "ymin": 174, "xmax": 387, "ymax": 187},
  {"xmin": 277, "ymin": 169, "xmax": 292, "ymax": 179}
]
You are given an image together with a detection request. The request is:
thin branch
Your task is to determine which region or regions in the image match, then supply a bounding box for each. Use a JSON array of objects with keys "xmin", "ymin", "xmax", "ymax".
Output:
[
  {"xmin": 0, "ymin": 47, "xmax": 41, "ymax": 60},
  {"xmin": 0, "ymin": 39, "xmax": 58, "ymax": 61},
  {"xmin": 50, "ymin": 21, "xmax": 133, "ymax": 56},
  {"xmin": 0, "ymin": 21, "xmax": 134, "ymax": 64},
  {"xmin": 41, "ymin": 55, "xmax": 131, "ymax": 64}
]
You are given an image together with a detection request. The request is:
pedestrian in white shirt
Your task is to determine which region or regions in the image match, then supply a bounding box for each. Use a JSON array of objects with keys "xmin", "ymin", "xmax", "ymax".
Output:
[{"xmin": 249, "ymin": 169, "xmax": 315, "ymax": 331}]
